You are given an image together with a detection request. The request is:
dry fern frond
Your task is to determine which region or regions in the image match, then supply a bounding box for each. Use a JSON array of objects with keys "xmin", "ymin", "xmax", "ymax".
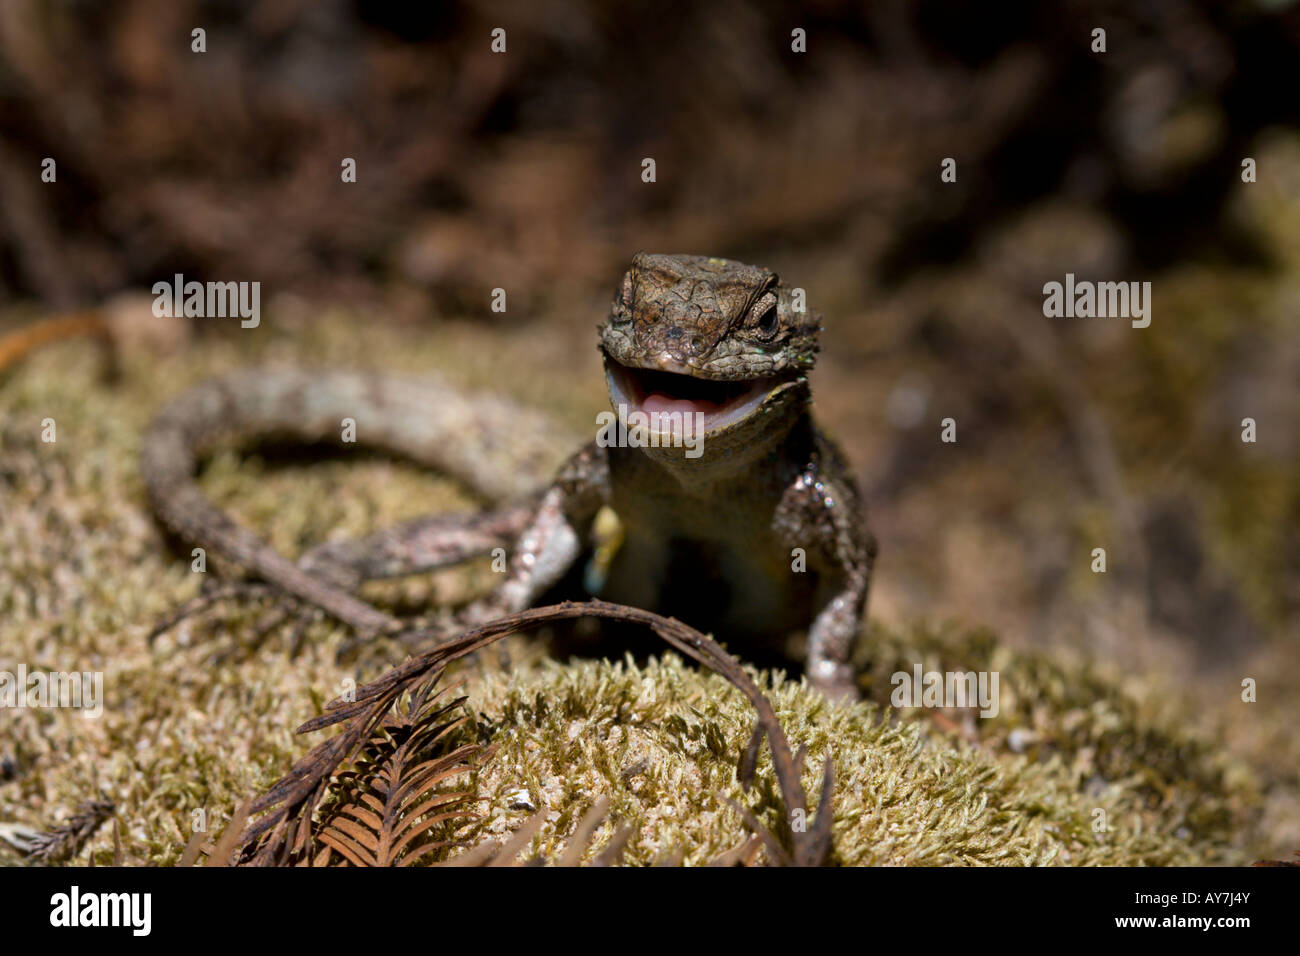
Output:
[
  {"xmin": 176, "ymin": 801, "xmax": 252, "ymax": 866},
  {"xmin": 1251, "ymin": 851, "xmax": 1300, "ymax": 867},
  {"xmin": 11, "ymin": 798, "xmax": 115, "ymax": 864},
  {"xmin": 237, "ymin": 672, "xmax": 493, "ymax": 867},
  {"xmin": 310, "ymin": 680, "xmax": 491, "ymax": 867}
]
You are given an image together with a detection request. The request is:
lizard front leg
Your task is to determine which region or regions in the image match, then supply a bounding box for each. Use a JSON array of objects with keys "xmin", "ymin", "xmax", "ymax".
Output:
[
  {"xmin": 776, "ymin": 437, "xmax": 876, "ymax": 700},
  {"xmin": 298, "ymin": 504, "xmax": 537, "ymax": 591},
  {"xmin": 453, "ymin": 442, "xmax": 610, "ymax": 629},
  {"xmin": 310, "ymin": 446, "xmax": 607, "ymax": 657}
]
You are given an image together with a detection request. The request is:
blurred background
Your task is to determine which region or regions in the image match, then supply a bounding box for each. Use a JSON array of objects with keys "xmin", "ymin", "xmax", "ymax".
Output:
[{"xmin": 0, "ymin": 1, "xmax": 1296, "ymax": 753}]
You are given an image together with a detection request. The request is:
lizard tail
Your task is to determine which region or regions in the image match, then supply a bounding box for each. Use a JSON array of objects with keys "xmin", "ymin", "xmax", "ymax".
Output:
[{"xmin": 140, "ymin": 367, "xmax": 569, "ymax": 632}]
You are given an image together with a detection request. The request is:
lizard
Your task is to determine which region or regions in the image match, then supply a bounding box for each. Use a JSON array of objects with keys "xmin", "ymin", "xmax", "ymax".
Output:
[{"xmin": 142, "ymin": 252, "xmax": 876, "ymax": 699}]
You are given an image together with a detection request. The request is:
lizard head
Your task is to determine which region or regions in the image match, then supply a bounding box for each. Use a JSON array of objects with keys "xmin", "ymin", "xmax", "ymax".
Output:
[{"xmin": 599, "ymin": 253, "xmax": 820, "ymax": 458}]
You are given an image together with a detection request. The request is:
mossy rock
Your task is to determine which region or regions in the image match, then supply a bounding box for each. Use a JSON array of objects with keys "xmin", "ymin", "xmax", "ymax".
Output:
[
  {"xmin": 0, "ymin": 310, "xmax": 1271, "ymax": 865},
  {"xmin": 444, "ymin": 629, "xmax": 1255, "ymax": 866}
]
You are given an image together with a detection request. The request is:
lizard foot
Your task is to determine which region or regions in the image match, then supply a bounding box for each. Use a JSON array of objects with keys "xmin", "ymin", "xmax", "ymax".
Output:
[{"xmin": 809, "ymin": 660, "xmax": 861, "ymax": 703}]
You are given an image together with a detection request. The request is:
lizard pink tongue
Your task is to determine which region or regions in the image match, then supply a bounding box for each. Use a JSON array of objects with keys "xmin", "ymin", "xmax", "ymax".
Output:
[{"xmin": 640, "ymin": 392, "xmax": 717, "ymax": 417}]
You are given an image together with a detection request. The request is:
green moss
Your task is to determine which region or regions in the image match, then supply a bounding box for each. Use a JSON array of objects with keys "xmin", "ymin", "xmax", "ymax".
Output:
[{"xmin": 439, "ymin": 637, "xmax": 1255, "ymax": 865}]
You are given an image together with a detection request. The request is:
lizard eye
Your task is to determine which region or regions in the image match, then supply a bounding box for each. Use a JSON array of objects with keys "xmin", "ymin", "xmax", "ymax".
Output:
[{"xmin": 749, "ymin": 294, "xmax": 780, "ymax": 338}]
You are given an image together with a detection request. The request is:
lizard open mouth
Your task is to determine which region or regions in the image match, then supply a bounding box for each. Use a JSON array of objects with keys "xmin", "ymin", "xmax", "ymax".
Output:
[{"xmin": 604, "ymin": 357, "xmax": 794, "ymax": 433}]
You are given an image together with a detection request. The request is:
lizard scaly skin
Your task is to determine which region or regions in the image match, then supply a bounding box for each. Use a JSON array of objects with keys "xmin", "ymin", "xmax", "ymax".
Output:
[{"xmin": 142, "ymin": 253, "xmax": 875, "ymax": 698}]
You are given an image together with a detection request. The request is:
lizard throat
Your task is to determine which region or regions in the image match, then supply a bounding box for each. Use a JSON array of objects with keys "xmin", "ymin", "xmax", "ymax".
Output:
[{"xmin": 604, "ymin": 357, "xmax": 795, "ymax": 434}]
